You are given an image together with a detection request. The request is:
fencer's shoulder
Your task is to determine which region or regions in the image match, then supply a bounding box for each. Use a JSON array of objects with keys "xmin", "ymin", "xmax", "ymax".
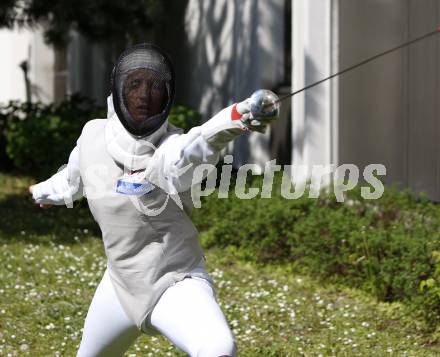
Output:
[
  {"xmin": 81, "ymin": 119, "xmax": 107, "ymax": 134},
  {"xmin": 157, "ymin": 125, "xmax": 203, "ymax": 152},
  {"xmin": 156, "ymin": 122, "xmax": 184, "ymax": 146}
]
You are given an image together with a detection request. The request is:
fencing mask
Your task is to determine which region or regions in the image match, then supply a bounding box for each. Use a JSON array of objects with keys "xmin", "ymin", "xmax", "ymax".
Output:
[{"xmin": 111, "ymin": 43, "xmax": 175, "ymax": 137}]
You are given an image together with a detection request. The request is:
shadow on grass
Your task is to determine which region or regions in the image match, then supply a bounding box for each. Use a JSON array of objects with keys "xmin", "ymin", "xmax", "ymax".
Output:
[{"xmin": 0, "ymin": 193, "xmax": 100, "ymax": 246}]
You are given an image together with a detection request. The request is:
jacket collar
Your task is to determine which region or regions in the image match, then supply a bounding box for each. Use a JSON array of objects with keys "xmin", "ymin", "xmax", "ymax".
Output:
[{"xmin": 104, "ymin": 95, "xmax": 170, "ymax": 171}]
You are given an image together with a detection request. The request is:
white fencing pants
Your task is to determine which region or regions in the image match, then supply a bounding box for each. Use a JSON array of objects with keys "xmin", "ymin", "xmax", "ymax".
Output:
[{"xmin": 76, "ymin": 269, "xmax": 237, "ymax": 357}]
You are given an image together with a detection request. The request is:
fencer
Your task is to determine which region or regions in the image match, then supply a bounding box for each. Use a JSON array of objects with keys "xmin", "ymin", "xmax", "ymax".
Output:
[{"xmin": 30, "ymin": 43, "xmax": 279, "ymax": 357}]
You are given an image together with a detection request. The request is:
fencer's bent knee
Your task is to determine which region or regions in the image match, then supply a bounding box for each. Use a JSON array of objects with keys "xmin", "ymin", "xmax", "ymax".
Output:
[{"xmin": 194, "ymin": 333, "xmax": 237, "ymax": 357}]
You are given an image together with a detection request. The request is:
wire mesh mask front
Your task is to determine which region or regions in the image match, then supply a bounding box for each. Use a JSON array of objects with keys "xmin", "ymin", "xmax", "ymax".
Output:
[{"xmin": 111, "ymin": 44, "xmax": 175, "ymax": 137}]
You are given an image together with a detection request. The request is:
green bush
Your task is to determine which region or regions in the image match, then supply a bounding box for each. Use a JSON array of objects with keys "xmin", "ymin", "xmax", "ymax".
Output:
[
  {"xmin": 1, "ymin": 97, "xmax": 201, "ymax": 179},
  {"xmin": 3, "ymin": 95, "xmax": 105, "ymax": 179},
  {"xmin": 191, "ymin": 173, "xmax": 440, "ymax": 330},
  {"xmin": 168, "ymin": 105, "xmax": 201, "ymax": 133},
  {"xmin": 419, "ymin": 245, "xmax": 440, "ymax": 332}
]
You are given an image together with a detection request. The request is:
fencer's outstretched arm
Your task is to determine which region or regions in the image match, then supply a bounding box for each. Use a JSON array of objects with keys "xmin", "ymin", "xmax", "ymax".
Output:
[
  {"xmin": 147, "ymin": 98, "xmax": 277, "ymax": 193},
  {"xmin": 29, "ymin": 138, "xmax": 83, "ymax": 206},
  {"xmin": 145, "ymin": 104, "xmax": 245, "ymax": 193}
]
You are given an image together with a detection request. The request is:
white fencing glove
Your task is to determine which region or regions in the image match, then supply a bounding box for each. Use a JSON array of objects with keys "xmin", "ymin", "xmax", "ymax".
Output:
[
  {"xmin": 200, "ymin": 89, "xmax": 280, "ymax": 150},
  {"xmin": 234, "ymin": 90, "xmax": 280, "ymax": 133}
]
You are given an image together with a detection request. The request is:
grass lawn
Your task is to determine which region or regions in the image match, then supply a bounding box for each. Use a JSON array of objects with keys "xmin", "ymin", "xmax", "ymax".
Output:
[{"xmin": 0, "ymin": 173, "xmax": 439, "ymax": 356}]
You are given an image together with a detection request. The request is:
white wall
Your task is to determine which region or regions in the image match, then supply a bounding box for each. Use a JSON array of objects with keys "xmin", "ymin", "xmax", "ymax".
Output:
[
  {"xmin": 0, "ymin": 27, "xmax": 115, "ymax": 107},
  {"xmin": 0, "ymin": 27, "xmax": 55, "ymax": 104},
  {"xmin": 291, "ymin": 0, "xmax": 339, "ymax": 183},
  {"xmin": 180, "ymin": 0, "xmax": 285, "ymax": 167}
]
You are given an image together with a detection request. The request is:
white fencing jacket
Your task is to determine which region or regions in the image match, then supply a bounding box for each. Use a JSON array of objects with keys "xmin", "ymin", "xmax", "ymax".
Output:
[{"xmin": 32, "ymin": 96, "xmax": 248, "ymax": 334}]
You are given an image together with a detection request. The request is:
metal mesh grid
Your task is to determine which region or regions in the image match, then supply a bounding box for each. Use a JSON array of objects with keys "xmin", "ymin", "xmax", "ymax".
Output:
[{"xmin": 111, "ymin": 43, "xmax": 175, "ymax": 137}]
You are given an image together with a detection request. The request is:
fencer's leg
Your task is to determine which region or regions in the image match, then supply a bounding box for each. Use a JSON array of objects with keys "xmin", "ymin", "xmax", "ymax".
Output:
[
  {"xmin": 76, "ymin": 268, "xmax": 141, "ymax": 357},
  {"xmin": 150, "ymin": 277, "xmax": 237, "ymax": 357}
]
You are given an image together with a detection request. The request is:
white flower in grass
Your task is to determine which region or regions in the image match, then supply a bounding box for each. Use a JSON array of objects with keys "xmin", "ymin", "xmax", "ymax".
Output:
[{"xmin": 45, "ymin": 323, "xmax": 56, "ymax": 330}]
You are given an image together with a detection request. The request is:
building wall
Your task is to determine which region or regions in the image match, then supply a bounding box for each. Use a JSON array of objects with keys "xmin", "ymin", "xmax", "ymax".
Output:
[
  {"xmin": 338, "ymin": 0, "xmax": 440, "ymax": 200},
  {"xmin": 338, "ymin": 0, "xmax": 408, "ymax": 187},
  {"xmin": 67, "ymin": 32, "xmax": 115, "ymax": 106},
  {"xmin": 0, "ymin": 27, "xmax": 55, "ymax": 104},
  {"xmin": 0, "ymin": 27, "xmax": 113, "ymax": 107},
  {"xmin": 293, "ymin": 0, "xmax": 440, "ymax": 201}
]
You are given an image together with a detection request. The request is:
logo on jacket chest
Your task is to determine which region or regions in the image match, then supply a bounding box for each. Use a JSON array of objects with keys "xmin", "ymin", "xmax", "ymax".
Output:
[{"xmin": 116, "ymin": 170, "xmax": 155, "ymax": 196}]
